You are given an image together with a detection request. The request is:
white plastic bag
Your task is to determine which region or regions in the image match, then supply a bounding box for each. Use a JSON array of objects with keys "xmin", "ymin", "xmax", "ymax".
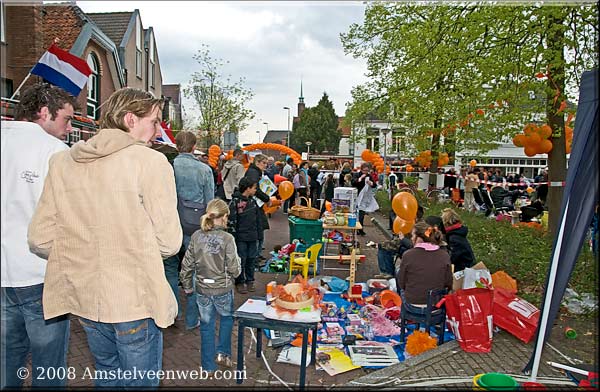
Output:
[
  {"xmin": 462, "ymin": 267, "xmax": 492, "ymax": 289},
  {"xmin": 356, "ymin": 185, "xmax": 379, "ymax": 213}
]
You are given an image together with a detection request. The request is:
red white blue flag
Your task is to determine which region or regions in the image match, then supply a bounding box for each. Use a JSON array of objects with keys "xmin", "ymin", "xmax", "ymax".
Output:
[
  {"xmin": 157, "ymin": 121, "xmax": 176, "ymax": 145},
  {"xmin": 30, "ymin": 44, "xmax": 92, "ymax": 97}
]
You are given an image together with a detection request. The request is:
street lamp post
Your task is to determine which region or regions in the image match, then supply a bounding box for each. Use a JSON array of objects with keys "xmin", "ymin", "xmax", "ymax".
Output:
[
  {"xmin": 256, "ymin": 130, "xmax": 260, "ymax": 143},
  {"xmin": 283, "ymin": 106, "xmax": 291, "ymax": 146},
  {"xmin": 305, "ymin": 141, "xmax": 312, "ymax": 160},
  {"xmin": 382, "ymin": 127, "xmax": 391, "ymax": 186}
]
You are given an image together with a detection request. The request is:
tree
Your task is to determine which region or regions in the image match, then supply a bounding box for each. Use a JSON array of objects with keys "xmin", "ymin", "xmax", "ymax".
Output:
[
  {"xmin": 341, "ymin": 2, "xmax": 598, "ymax": 235},
  {"xmin": 184, "ymin": 44, "xmax": 255, "ymax": 147},
  {"xmin": 291, "ymin": 92, "xmax": 342, "ymax": 154}
]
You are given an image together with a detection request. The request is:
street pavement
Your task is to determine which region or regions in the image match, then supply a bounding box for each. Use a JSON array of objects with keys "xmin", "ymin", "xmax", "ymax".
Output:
[{"xmin": 20, "ymin": 208, "xmax": 581, "ymax": 389}]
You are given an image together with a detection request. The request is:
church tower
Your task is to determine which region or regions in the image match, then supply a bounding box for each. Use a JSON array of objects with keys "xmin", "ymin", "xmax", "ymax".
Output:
[{"xmin": 297, "ymin": 80, "xmax": 305, "ymax": 117}]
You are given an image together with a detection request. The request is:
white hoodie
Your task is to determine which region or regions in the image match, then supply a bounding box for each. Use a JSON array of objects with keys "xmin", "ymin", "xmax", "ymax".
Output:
[{"xmin": 1, "ymin": 121, "xmax": 68, "ymax": 287}]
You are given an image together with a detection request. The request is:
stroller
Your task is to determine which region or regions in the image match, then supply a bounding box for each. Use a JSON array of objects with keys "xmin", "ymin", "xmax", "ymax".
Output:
[
  {"xmin": 479, "ymin": 187, "xmax": 510, "ymax": 217},
  {"xmin": 471, "ymin": 188, "xmax": 488, "ymax": 214}
]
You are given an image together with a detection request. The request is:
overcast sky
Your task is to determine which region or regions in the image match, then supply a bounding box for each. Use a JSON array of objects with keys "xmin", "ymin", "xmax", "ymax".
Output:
[{"xmin": 77, "ymin": 1, "xmax": 369, "ymax": 145}]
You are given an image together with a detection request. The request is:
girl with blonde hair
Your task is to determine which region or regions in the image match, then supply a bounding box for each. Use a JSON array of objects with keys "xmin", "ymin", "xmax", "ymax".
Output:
[
  {"xmin": 441, "ymin": 208, "xmax": 475, "ymax": 272},
  {"xmin": 180, "ymin": 199, "xmax": 241, "ymax": 371}
]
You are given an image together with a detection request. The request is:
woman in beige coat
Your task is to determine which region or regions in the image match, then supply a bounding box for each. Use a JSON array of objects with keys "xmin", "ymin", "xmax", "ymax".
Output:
[{"xmin": 28, "ymin": 88, "xmax": 182, "ymax": 388}]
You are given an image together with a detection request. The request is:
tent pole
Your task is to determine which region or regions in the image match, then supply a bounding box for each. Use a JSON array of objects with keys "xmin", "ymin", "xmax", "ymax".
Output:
[{"xmin": 529, "ymin": 201, "xmax": 569, "ymax": 381}]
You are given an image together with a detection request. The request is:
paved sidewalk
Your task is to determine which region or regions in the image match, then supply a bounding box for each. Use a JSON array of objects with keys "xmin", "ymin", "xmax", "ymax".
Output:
[
  {"xmin": 19, "ymin": 210, "xmax": 584, "ymax": 389},
  {"xmin": 355, "ymin": 212, "xmax": 579, "ymax": 389}
]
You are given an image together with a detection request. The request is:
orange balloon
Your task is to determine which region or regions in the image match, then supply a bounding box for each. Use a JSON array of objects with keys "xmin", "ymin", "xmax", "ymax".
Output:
[
  {"xmin": 325, "ymin": 201, "xmax": 332, "ymax": 212},
  {"xmin": 393, "ymin": 216, "xmax": 414, "ymax": 235},
  {"xmin": 274, "ymin": 174, "xmax": 287, "ymax": 184},
  {"xmin": 538, "ymin": 139, "xmax": 553, "ymax": 154},
  {"xmin": 361, "ymin": 149, "xmax": 372, "ymax": 161},
  {"xmin": 278, "ymin": 181, "xmax": 294, "ymax": 200},
  {"xmin": 406, "ymin": 165, "xmax": 414, "ymax": 172},
  {"xmin": 539, "ymin": 125, "xmax": 552, "ymax": 139},
  {"xmin": 469, "ymin": 159, "xmax": 477, "ymax": 167},
  {"xmin": 392, "ymin": 192, "xmax": 418, "ymax": 221},
  {"xmin": 526, "ymin": 187, "xmax": 534, "ymax": 194},
  {"xmin": 524, "ymin": 145, "xmax": 537, "ymax": 157},
  {"xmin": 513, "ymin": 134, "xmax": 525, "ymax": 147},
  {"xmin": 528, "ymin": 133, "xmax": 541, "ymax": 146}
]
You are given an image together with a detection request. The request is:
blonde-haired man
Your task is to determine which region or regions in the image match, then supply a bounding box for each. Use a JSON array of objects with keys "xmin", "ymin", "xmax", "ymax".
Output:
[{"xmin": 28, "ymin": 88, "xmax": 182, "ymax": 388}]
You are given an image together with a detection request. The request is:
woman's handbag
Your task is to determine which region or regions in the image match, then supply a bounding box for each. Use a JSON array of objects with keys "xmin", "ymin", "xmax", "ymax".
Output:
[{"xmin": 177, "ymin": 197, "xmax": 206, "ymax": 236}]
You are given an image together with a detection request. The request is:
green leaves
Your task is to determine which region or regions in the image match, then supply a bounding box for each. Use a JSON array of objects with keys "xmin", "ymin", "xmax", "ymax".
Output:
[
  {"xmin": 183, "ymin": 44, "xmax": 255, "ymax": 146},
  {"xmin": 291, "ymin": 93, "xmax": 342, "ymax": 154}
]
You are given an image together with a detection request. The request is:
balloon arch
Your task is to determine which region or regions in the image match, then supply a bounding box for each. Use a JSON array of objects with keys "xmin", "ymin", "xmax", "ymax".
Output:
[{"xmin": 226, "ymin": 143, "xmax": 303, "ymax": 165}]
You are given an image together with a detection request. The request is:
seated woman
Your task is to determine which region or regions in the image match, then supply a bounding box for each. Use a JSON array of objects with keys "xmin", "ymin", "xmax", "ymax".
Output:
[{"xmin": 397, "ymin": 221, "xmax": 453, "ymax": 308}]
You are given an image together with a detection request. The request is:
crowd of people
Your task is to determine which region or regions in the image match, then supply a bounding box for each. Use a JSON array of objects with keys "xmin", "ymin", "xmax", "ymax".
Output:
[{"xmin": 1, "ymin": 83, "xmax": 549, "ymax": 389}]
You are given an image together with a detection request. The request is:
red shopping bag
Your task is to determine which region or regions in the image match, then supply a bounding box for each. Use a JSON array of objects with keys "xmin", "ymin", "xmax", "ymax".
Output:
[
  {"xmin": 444, "ymin": 288, "xmax": 494, "ymax": 353},
  {"xmin": 493, "ymin": 287, "xmax": 539, "ymax": 343}
]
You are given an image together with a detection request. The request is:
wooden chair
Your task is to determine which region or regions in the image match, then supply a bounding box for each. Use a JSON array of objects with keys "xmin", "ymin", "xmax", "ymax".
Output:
[{"xmin": 288, "ymin": 243, "xmax": 323, "ymax": 280}]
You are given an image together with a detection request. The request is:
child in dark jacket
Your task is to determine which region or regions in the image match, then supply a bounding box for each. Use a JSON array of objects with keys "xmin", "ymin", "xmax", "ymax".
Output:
[
  {"xmin": 441, "ymin": 208, "xmax": 475, "ymax": 272},
  {"xmin": 228, "ymin": 177, "xmax": 261, "ymax": 294}
]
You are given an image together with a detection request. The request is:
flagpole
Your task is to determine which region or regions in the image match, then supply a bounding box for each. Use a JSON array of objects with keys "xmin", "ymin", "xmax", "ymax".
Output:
[{"xmin": 10, "ymin": 72, "xmax": 33, "ymax": 100}]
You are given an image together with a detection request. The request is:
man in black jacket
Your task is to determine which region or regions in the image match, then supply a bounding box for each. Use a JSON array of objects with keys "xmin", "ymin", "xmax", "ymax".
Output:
[{"xmin": 244, "ymin": 154, "xmax": 271, "ymax": 264}]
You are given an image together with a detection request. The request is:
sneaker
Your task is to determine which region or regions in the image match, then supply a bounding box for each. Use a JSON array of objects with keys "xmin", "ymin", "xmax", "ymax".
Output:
[
  {"xmin": 247, "ymin": 281, "xmax": 256, "ymax": 292},
  {"xmin": 236, "ymin": 284, "xmax": 248, "ymax": 294},
  {"xmin": 216, "ymin": 353, "xmax": 233, "ymax": 368},
  {"xmin": 366, "ymin": 241, "xmax": 376, "ymax": 247}
]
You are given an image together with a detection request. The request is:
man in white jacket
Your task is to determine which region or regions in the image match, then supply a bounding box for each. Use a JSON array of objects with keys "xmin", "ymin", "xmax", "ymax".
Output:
[{"xmin": 1, "ymin": 83, "xmax": 75, "ymax": 389}]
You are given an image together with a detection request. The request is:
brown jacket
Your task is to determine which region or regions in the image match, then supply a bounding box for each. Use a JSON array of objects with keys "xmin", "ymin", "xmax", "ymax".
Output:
[
  {"xmin": 398, "ymin": 244, "xmax": 452, "ymax": 305},
  {"xmin": 28, "ymin": 129, "xmax": 182, "ymax": 328}
]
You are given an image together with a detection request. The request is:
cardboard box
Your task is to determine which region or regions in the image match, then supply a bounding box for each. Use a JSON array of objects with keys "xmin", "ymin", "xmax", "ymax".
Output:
[
  {"xmin": 333, "ymin": 187, "xmax": 357, "ymax": 212},
  {"xmin": 452, "ymin": 261, "xmax": 487, "ymax": 291}
]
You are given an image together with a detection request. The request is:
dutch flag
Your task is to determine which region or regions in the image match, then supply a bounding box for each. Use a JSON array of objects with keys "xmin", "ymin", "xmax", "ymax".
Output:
[{"xmin": 30, "ymin": 44, "xmax": 92, "ymax": 97}]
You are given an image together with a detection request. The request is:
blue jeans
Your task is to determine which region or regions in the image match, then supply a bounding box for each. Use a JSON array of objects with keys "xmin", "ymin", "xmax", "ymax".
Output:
[
  {"xmin": 180, "ymin": 235, "xmax": 199, "ymax": 329},
  {"xmin": 196, "ymin": 291, "xmax": 234, "ymax": 371},
  {"xmin": 79, "ymin": 317, "xmax": 162, "ymax": 388},
  {"xmin": 235, "ymin": 240, "xmax": 258, "ymax": 284},
  {"xmin": 1, "ymin": 284, "xmax": 70, "ymax": 389},
  {"xmin": 163, "ymin": 255, "xmax": 181, "ymax": 316},
  {"xmin": 377, "ymin": 248, "xmax": 396, "ymax": 276}
]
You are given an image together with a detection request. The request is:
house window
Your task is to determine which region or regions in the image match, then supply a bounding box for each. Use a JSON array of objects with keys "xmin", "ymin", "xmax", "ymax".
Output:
[
  {"xmin": 86, "ymin": 53, "xmax": 100, "ymax": 119},
  {"xmin": 68, "ymin": 128, "xmax": 82, "ymax": 145},
  {"xmin": 149, "ymin": 35, "xmax": 155, "ymax": 88},
  {"xmin": 135, "ymin": 17, "xmax": 142, "ymax": 78},
  {"xmin": 1, "ymin": 3, "xmax": 6, "ymax": 43},
  {"xmin": 366, "ymin": 128, "xmax": 379, "ymax": 152},
  {"xmin": 391, "ymin": 130, "xmax": 404, "ymax": 155}
]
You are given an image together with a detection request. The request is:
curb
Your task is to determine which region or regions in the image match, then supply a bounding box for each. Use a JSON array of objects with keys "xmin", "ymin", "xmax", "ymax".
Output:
[{"xmin": 370, "ymin": 212, "xmax": 394, "ymax": 240}]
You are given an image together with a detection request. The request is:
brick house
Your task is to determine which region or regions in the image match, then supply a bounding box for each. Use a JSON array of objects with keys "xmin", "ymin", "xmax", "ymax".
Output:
[
  {"xmin": 1, "ymin": 3, "xmax": 165, "ymax": 144},
  {"xmin": 162, "ymin": 83, "xmax": 182, "ymax": 129}
]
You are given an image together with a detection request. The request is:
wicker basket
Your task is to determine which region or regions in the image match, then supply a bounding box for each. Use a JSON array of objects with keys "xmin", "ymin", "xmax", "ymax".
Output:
[
  {"xmin": 289, "ymin": 197, "xmax": 321, "ymax": 220},
  {"xmin": 274, "ymin": 283, "xmax": 315, "ymax": 309}
]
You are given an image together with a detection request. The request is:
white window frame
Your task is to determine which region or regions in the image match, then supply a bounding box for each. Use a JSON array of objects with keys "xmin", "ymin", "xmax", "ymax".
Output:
[
  {"xmin": 149, "ymin": 34, "xmax": 155, "ymax": 88},
  {"xmin": 1, "ymin": 4, "xmax": 6, "ymax": 43},
  {"xmin": 86, "ymin": 53, "xmax": 99, "ymax": 120},
  {"xmin": 135, "ymin": 17, "xmax": 142, "ymax": 78}
]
